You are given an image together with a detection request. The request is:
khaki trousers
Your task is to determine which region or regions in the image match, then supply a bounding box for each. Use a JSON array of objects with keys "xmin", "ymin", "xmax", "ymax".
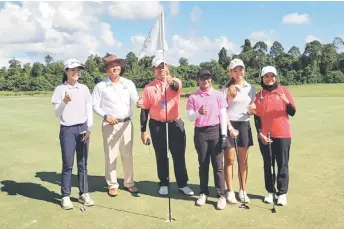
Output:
[{"xmin": 102, "ymin": 120, "xmax": 134, "ymax": 189}]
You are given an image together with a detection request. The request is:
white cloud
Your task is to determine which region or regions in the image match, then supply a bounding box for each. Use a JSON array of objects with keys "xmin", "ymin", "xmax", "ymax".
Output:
[
  {"xmin": 282, "ymin": 13, "xmax": 310, "ymax": 24},
  {"xmin": 0, "ymin": 1, "xmax": 122, "ymax": 67},
  {"xmin": 169, "ymin": 1, "xmax": 180, "ymax": 17},
  {"xmin": 130, "ymin": 34, "xmax": 238, "ymax": 65},
  {"xmin": 250, "ymin": 31, "xmax": 266, "ymax": 41},
  {"xmin": 100, "ymin": 23, "xmax": 122, "ymax": 47},
  {"xmin": 249, "ymin": 31, "xmax": 274, "ymax": 49},
  {"xmin": 107, "ymin": 2, "xmax": 163, "ymax": 20},
  {"xmin": 304, "ymin": 35, "xmax": 322, "ymax": 43},
  {"xmin": 190, "ymin": 5, "xmax": 202, "ymax": 23}
]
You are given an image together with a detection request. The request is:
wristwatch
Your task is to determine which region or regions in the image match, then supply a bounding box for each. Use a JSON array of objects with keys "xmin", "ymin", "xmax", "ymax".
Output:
[{"xmin": 103, "ymin": 114, "xmax": 108, "ymax": 120}]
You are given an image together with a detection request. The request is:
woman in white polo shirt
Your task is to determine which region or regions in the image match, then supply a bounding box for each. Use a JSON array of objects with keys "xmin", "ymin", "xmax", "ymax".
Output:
[
  {"xmin": 51, "ymin": 59, "xmax": 94, "ymax": 210},
  {"xmin": 222, "ymin": 58, "xmax": 256, "ymax": 204}
]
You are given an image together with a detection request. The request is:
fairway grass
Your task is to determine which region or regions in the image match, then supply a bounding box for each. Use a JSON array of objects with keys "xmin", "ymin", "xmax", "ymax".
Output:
[{"xmin": 0, "ymin": 84, "xmax": 344, "ymax": 229}]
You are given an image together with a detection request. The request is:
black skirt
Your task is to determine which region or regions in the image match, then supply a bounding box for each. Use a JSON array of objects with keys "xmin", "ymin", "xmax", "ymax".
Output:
[{"xmin": 227, "ymin": 121, "xmax": 254, "ymax": 148}]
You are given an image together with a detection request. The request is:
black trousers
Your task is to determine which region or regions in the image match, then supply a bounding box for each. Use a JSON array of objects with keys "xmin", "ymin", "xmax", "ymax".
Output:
[
  {"xmin": 258, "ymin": 137, "xmax": 291, "ymax": 195},
  {"xmin": 59, "ymin": 122, "xmax": 89, "ymax": 197},
  {"xmin": 149, "ymin": 118, "xmax": 189, "ymax": 188},
  {"xmin": 194, "ymin": 124, "xmax": 225, "ymax": 197}
]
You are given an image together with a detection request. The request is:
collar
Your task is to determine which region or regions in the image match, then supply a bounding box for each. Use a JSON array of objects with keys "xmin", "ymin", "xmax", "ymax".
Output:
[
  {"xmin": 105, "ymin": 76, "xmax": 122, "ymax": 86},
  {"xmin": 64, "ymin": 81, "xmax": 80, "ymax": 89},
  {"xmin": 197, "ymin": 87, "xmax": 213, "ymax": 96},
  {"xmin": 235, "ymin": 80, "xmax": 249, "ymax": 89}
]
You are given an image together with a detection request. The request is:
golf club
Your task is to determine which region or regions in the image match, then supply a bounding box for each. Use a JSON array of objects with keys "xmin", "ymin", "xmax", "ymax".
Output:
[
  {"xmin": 267, "ymin": 132, "xmax": 276, "ymax": 213},
  {"xmin": 80, "ymin": 133, "xmax": 87, "ymax": 213},
  {"xmin": 233, "ymin": 137, "xmax": 249, "ymax": 210}
]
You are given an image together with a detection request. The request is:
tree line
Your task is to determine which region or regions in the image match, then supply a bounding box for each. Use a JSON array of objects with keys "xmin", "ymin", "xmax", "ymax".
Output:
[{"xmin": 1, "ymin": 37, "xmax": 344, "ymax": 92}]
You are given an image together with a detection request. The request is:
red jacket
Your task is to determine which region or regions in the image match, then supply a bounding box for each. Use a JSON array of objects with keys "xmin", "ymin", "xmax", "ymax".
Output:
[{"xmin": 254, "ymin": 86, "xmax": 296, "ymax": 138}]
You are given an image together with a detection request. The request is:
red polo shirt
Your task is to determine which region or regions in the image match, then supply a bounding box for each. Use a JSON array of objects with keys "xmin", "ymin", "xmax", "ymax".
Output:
[{"xmin": 254, "ymin": 86, "xmax": 296, "ymax": 138}]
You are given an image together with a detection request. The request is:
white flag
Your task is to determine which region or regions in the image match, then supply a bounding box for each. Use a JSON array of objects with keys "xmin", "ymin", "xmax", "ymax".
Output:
[{"xmin": 138, "ymin": 12, "xmax": 168, "ymax": 60}]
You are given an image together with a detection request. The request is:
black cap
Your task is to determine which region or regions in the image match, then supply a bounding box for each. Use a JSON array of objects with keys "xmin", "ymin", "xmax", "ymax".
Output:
[{"xmin": 197, "ymin": 69, "xmax": 212, "ymax": 80}]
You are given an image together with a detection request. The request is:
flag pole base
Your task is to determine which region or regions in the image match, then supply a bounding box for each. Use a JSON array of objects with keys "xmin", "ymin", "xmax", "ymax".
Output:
[{"xmin": 165, "ymin": 218, "xmax": 176, "ymax": 223}]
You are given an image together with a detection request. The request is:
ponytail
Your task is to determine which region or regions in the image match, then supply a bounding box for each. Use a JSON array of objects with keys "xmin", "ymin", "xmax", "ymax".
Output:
[
  {"xmin": 62, "ymin": 71, "xmax": 67, "ymax": 84},
  {"xmin": 227, "ymin": 77, "xmax": 237, "ymax": 99}
]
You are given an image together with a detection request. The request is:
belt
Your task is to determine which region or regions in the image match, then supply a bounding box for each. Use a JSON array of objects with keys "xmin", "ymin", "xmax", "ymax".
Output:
[
  {"xmin": 117, "ymin": 117, "xmax": 131, "ymax": 122},
  {"xmin": 151, "ymin": 118, "xmax": 180, "ymax": 123}
]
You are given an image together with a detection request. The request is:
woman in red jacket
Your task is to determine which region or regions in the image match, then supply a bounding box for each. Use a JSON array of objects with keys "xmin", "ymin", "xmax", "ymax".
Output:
[{"xmin": 253, "ymin": 66, "xmax": 296, "ymax": 206}]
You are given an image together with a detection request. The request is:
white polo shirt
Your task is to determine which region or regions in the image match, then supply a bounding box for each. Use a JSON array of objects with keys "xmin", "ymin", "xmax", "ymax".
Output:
[
  {"xmin": 221, "ymin": 81, "xmax": 256, "ymax": 122},
  {"xmin": 92, "ymin": 76, "xmax": 139, "ymax": 119},
  {"xmin": 51, "ymin": 82, "xmax": 93, "ymax": 131}
]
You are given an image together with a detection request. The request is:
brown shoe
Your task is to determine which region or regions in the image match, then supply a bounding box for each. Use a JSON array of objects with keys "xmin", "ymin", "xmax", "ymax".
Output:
[
  {"xmin": 125, "ymin": 186, "xmax": 139, "ymax": 193},
  {"xmin": 108, "ymin": 188, "xmax": 118, "ymax": 197}
]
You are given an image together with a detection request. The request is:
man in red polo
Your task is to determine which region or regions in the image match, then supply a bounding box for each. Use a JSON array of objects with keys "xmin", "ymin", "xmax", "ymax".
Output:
[{"xmin": 139, "ymin": 57, "xmax": 194, "ymax": 196}]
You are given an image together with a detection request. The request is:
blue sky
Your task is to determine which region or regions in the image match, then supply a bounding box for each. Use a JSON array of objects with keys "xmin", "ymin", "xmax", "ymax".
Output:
[{"xmin": 0, "ymin": 1, "xmax": 343, "ymax": 67}]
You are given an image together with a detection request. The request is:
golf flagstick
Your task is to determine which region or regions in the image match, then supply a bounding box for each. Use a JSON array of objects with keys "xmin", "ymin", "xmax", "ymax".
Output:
[{"xmin": 159, "ymin": 12, "xmax": 174, "ymax": 223}]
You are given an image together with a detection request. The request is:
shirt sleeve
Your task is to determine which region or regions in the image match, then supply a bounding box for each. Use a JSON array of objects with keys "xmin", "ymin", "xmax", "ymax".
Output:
[
  {"xmin": 85, "ymin": 86, "xmax": 93, "ymax": 132},
  {"xmin": 51, "ymin": 86, "xmax": 63, "ymax": 104},
  {"xmin": 249, "ymin": 85, "xmax": 256, "ymax": 103},
  {"xmin": 186, "ymin": 95, "xmax": 199, "ymax": 121},
  {"xmin": 142, "ymin": 87, "xmax": 151, "ymax": 110},
  {"xmin": 282, "ymin": 87, "xmax": 296, "ymax": 116},
  {"xmin": 220, "ymin": 108, "xmax": 227, "ymax": 136},
  {"xmin": 218, "ymin": 93, "xmax": 228, "ymax": 109},
  {"xmin": 129, "ymin": 80, "xmax": 139, "ymax": 104},
  {"xmin": 282, "ymin": 87, "xmax": 296, "ymax": 108},
  {"xmin": 253, "ymin": 92, "xmax": 261, "ymax": 117},
  {"xmin": 186, "ymin": 95, "xmax": 195, "ymax": 110},
  {"xmin": 51, "ymin": 86, "xmax": 67, "ymax": 118},
  {"xmin": 92, "ymin": 83, "xmax": 106, "ymax": 118},
  {"xmin": 172, "ymin": 77, "xmax": 182, "ymax": 93}
]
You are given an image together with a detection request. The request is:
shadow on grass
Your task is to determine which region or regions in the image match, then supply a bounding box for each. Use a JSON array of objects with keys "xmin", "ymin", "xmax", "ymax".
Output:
[
  {"xmin": 34, "ymin": 171, "xmax": 200, "ymax": 202},
  {"xmin": 34, "ymin": 171, "xmax": 265, "ymax": 209},
  {"xmin": 0, "ymin": 180, "xmax": 72, "ymax": 207}
]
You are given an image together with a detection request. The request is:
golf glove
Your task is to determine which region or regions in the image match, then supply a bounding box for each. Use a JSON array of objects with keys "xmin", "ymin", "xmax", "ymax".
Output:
[{"xmin": 220, "ymin": 135, "xmax": 228, "ymax": 150}]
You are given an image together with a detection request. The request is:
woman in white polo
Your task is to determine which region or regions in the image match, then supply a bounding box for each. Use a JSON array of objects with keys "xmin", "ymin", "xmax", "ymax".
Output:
[
  {"xmin": 222, "ymin": 58, "xmax": 256, "ymax": 204},
  {"xmin": 51, "ymin": 59, "xmax": 94, "ymax": 210}
]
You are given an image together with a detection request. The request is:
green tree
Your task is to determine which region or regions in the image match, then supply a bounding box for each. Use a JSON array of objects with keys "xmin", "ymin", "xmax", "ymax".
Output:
[
  {"xmin": 253, "ymin": 41, "xmax": 268, "ymax": 54},
  {"xmin": 288, "ymin": 46, "xmax": 301, "ymax": 58},
  {"xmin": 179, "ymin": 57, "xmax": 189, "ymax": 66},
  {"xmin": 218, "ymin": 47, "xmax": 231, "ymax": 70},
  {"xmin": 270, "ymin": 41, "xmax": 284, "ymax": 58},
  {"xmin": 31, "ymin": 62, "xmax": 45, "ymax": 77},
  {"xmin": 320, "ymin": 44, "xmax": 337, "ymax": 75},
  {"xmin": 44, "ymin": 55, "xmax": 54, "ymax": 66},
  {"xmin": 241, "ymin": 39, "xmax": 253, "ymax": 53},
  {"xmin": 199, "ymin": 60, "xmax": 226, "ymax": 86}
]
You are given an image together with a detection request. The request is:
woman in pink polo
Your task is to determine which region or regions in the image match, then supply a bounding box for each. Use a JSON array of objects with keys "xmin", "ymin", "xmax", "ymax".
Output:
[
  {"xmin": 186, "ymin": 69, "xmax": 230, "ymax": 210},
  {"xmin": 253, "ymin": 66, "xmax": 296, "ymax": 206}
]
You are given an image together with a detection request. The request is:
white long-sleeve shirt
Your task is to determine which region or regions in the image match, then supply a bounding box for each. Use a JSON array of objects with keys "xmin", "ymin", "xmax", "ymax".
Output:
[
  {"xmin": 51, "ymin": 82, "xmax": 93, "ymax": 131},
  {"xmin": 92, "ymin": 77, "xmax": 139, "ymax": 119}
]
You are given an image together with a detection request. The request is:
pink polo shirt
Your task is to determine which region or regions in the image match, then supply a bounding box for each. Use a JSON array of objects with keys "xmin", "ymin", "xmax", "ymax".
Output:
[{"xmin": 186, "ymin": 88, "xmax": 228, "ymax": 127}]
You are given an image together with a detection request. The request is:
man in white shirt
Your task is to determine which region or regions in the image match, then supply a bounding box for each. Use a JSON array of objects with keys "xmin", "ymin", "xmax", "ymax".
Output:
[
  {"xmin": 92, "ymin": 54, "xmax": 140, "ymax": 197},
  {"xmin": 51, "ymin": 58, "xmax": 94, "ymax": 210}
]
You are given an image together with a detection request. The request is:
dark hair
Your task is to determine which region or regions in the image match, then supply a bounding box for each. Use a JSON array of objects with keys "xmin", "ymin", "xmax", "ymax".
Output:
[{"xmin": 62, "ymin": 70, "xmax": 67, "ymax": 83}]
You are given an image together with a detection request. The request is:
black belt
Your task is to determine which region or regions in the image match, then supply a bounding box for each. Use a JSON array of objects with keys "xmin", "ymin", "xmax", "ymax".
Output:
[
  {"xmin": 151, "ymin": 118, "xmax": 180, "ymax": 124},
  {"xmin": 117, "ymin": 117, "xmax": 131, "ymax": 122}
]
